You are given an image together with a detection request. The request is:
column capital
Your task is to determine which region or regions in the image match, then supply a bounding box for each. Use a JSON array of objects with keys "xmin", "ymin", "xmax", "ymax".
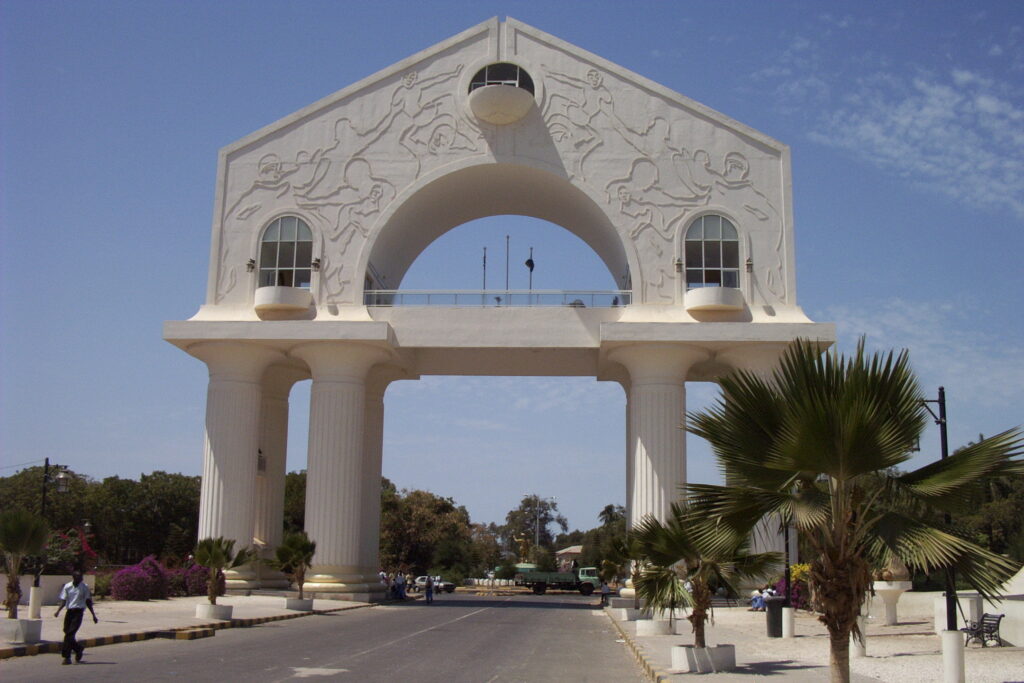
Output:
[
  {"xmin": 608, "ymin": 343, "xmax": 710, "ymax": 385},
  {"xmin": 291, "ymin": 342, "xmax": 392, "ymax": 382},
  {"xmin": 262, "ymin": 363, "xmax": 309, "ymax": 400},
  {"xmin": 716, "ymin": 342, "xmax": 790, "ymax": 377},
  {"xmin": 189, "ymin": 342, "xmax": 283, "ymax": 382}
]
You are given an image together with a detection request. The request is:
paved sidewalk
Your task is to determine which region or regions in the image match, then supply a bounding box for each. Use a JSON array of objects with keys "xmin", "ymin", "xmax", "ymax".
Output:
[
  {"xmin": 0, "ymin": 595, "xmax": 375, "ymax": 660},
  {"xmin": 603, "ymin": 602, "xmax": 1024, "ymax": 682}
]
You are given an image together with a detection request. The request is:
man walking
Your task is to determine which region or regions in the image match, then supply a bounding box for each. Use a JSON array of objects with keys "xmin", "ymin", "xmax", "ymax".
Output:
[{"xmin": 53, "ymin": 571, "xmax": 98, "ymax": 665}]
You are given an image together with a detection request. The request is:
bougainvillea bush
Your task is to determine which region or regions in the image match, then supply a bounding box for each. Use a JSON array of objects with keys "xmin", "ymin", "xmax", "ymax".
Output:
[
  {"xmin": 43, "ymin": 527, "xmax": 98, "ymax": 574},
  {"xmin": 184, "ymin": 563, "xmax": 211, "ymax": 597},
  {"xmin": 111, "ymin": 565, "xmax": 154, "ymax": 601},
  {"xmin": 136, "ymin": 555, "xmax": 170, "ymax": 599}
]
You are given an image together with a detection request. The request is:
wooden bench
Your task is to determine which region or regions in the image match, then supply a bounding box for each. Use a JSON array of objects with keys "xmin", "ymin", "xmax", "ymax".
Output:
[{"xmin": 960, "ymin": 613, "xmax": 1004, "ymax": 647}]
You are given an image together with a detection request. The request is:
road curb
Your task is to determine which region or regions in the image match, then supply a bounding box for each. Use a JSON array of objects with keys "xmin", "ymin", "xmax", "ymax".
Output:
[
  {"xmin": 0, "ymin": 604, "xmax": 369, "ymax": 660},
  {"xmin": 603, "ymin": 607, "xmax": 673, "ymax": 682}
]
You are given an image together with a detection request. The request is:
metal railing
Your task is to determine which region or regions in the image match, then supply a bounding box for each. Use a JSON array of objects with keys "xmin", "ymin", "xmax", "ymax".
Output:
[{"xmin": 364, "ymin": 290, "xmax": 631, "ymax": 308}]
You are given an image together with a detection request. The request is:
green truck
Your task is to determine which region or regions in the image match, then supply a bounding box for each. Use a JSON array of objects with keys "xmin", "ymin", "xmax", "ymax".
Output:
[{"xmin": 515, "ymin": 566, "xmax": 601, "ymax": 595}]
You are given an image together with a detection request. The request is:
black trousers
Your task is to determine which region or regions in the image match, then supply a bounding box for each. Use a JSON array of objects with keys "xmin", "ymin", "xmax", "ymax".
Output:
[{"xmin": 61, "ymin": 608, "xmax": 85, "ymax": 659}]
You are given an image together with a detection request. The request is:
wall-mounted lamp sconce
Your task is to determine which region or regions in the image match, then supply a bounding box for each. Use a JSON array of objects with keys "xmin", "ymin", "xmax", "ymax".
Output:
[
  {"xmin": 673, "ymin": 257, "xmax": 683, "ymax": 272},
  {"xmin": 312, "ymin": 257, "xmax": 321, "ymax": 272},
  {"xmin": 246, "ymin": 258, "xmax": 256, "ymax": 273},
  {"xmin": 745, "ymin": 257, "xmax": 753, "ymax": 273}
]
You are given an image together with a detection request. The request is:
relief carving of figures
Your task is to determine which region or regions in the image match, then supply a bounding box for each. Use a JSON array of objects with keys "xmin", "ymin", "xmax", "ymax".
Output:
[
  {"xmin": 542, "ymin": 66, "xmax": 657, "ymax": 181},
  {"xmin": 216, "ymin": 150, "xmax": 329, "ymax": 301},
  {"xmin": 664, "ymin": 139, "xmax": 787, "ymax": 301},
  {"xmin": 606, "ymin": 159, "xmax": 706, "ymax": 242},
  {"xmin": 215, "ymin": 63, "xmax": 480, "ymax": 304}
]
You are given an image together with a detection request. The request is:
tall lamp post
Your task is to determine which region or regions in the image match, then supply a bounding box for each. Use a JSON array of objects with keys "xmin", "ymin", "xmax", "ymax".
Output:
[
  {"xmin": 29, "ymin": 458, "xmax": 68, "ymax": 618},
  {"xmin": 921, "ymin": 387, "xmax": 963, "ymax": 683}
]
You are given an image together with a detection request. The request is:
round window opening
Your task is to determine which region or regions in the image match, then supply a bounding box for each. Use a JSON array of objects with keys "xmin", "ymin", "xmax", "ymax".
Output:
[
  {"xmin": 467, "ymin": 63, "xmax": 536, "ymax": 125},
  {"xmin": 469, "ymin": 63, "xmax": 534, "ymax": 94}
]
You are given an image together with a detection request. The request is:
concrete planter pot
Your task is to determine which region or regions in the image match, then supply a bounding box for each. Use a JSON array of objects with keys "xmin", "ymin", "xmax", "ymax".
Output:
[
  {"xmin": 195, "ymin": 603, "xmax": 233, "ymax": 621},
  {"xmin": 671, "ymin": 644, "xmax": 736, "ymax": 674},
  {"xmin": 286, "ymin": 598, "xmax": 314, "ymax": 611},
  {"xmin": 636, "ymin": 618, "xmax": 673, "ymax": 636},
  {"xmin": 1, "ymin": 618, "xmax": 43, "ymax": 644},
  {"xmin": 612, "ymin": 607, "xmax": 641, "ymax": 621}
]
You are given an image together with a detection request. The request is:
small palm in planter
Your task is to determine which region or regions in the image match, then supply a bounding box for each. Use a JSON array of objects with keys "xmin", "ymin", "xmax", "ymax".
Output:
[
  {"xmin": 635, "ymin": 503, "xmax": 779, "ymax": 673},
  {"xmin": 1, "ymin": 510, "xmax": 49, "ymax": 643},
  {"xmin": 193, "ymin": 537, "xmax": 253, "ymax": 620},
  {"xmin": 608, "ymin": 534, "xmax": 648, "ymax": 613},
  {"xmin": 269, "ymin": 532, "xmax": 316, "ymax": 609}
]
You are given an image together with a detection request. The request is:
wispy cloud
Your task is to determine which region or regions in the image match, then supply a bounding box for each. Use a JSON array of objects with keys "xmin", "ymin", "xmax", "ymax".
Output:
[
  {"xmin": 823, "ymin": 297, "xmax": 1024, "ymax": 411},
  {"xmin": 751, "ymin": 18, "xmax": 1024, "ymax": 218}
]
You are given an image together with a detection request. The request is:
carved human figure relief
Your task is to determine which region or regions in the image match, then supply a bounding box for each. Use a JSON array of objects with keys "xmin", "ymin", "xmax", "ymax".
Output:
[
  {"xmin": 606, "ymin": 158, "xmax": 707, "ymax": 243},
  {"xmin": 399, "ymin": 113, "xmax": 478, "ymax": 177},
  {"xmin": 542, "ymin": 66, "xmax": 656, "ymax": 181},
  {"xmin": 216, "ymin": 150, "xmax": 328, "ymax": 302}
]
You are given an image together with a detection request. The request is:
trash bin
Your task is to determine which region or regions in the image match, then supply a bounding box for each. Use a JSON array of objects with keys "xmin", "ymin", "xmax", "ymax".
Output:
[{"xmin": 765, "ymin": 596, "xmax": 786, "ymax": 637}]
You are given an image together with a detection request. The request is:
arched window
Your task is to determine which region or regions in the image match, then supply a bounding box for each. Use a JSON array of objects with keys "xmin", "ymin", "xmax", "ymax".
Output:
[
  {"xmin": 684, "ymin": 215, "xmax": 739, "ymax": 289},
  {"xmin": 258, "ymin": 216, "xmax": 313, "ymax": 288}
]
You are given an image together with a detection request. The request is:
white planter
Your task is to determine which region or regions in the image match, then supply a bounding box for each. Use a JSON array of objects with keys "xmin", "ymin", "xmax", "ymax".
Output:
[
  {"xmin": 195, "ymin": 603, "xmax": 233, "ymax": 621},
  {"xmin": 671, "ymin": 644, "xmax": 736, "ymax": 673},
  {"xmin": 254, "ymin": 286, "xmax": 312, "ymax": 313},
  {"xmin": 286, "ymin": 598, "xmax": 314, "ymax": 611},
  {"xmin": 684, "ymin": 286, "xmax": 745, "ymax": 312},
  {"xmin": 636, "ymin": 618, "xmax": 672, "ymax": 636},
  {"xmin": 1, "ymin": 618, "xmax": 43, "ymax": 644},
  {"xmin": 612, "ymin": 607, "xmax": 641, "ymax": 621},
  {"xmin": 468, "ymin": 84, "xmax": 535, "ymax": 125}
]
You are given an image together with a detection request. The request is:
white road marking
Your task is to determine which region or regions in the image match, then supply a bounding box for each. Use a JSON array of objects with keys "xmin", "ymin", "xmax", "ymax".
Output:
[
  {"xmin": 290, "ymin": 667, "xmax": 350, "ymax": 677},
  {"xmin": 348, "ymin": 603, "xmax": 501, "ymax": 659}
]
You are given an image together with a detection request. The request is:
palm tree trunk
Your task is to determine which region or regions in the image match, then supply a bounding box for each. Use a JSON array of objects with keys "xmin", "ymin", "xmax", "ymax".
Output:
[
  {"xmin": 689, "ymin": 607, "xmax": 707, "ymax": 648},
  {"xmin": 828, "ymin": 631, "xmax": 851, "ymax": 683}
]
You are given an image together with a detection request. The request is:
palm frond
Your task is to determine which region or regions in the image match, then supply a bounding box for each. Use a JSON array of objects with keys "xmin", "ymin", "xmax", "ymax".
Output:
[{"xmin": 894, "ymin": 428, "xmax": 1024, "ymax": 512}]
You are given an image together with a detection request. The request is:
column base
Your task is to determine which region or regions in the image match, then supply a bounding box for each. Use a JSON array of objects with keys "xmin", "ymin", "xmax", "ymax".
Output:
[{"xmin": 303, "ymin": 566, "xmax": 384, "ymax": 595}]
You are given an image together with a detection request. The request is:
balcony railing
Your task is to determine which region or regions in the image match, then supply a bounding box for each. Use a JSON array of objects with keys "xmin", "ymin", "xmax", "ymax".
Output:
[{"xmin": 364, "ymin": 290, "xmax": 631, "ymax": 308}]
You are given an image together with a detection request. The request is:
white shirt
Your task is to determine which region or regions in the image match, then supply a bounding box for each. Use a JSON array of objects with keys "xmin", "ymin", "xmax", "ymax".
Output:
[{"xmin": 59, "ymin": 580, "xmax": 92, "ymax": 610}]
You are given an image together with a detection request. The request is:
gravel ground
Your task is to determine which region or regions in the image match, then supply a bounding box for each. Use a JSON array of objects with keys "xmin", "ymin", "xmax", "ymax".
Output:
[{"xmin": 692, "ymin": 606, "xmax": 1024, "ymax": 682}]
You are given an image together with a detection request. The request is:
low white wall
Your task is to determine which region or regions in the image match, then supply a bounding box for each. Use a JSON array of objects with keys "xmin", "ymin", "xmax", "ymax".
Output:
[
  {"xmin": 934, "ymin": 593, "xmax": 1024, "ymax": 646},
  {"xmin": 0, "ymin": 575, "xmax": 96, "ymax": 606}
]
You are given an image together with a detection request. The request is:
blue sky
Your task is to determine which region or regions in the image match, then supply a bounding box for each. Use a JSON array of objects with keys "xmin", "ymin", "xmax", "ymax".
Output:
[{"xmin": 2, "ymin": 1, "xmax": 1022, "ymax": 534}]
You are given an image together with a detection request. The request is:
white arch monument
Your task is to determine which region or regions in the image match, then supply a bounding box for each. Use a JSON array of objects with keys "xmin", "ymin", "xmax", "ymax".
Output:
[{"xmin": 165, "ymin": 18, "xmax": 833, "ymax": 597}]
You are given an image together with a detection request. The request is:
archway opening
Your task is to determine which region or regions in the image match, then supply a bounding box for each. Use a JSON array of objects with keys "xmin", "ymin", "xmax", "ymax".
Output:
[{"xmin": 399, "ymin": 215, "xmax": 619, "ymax": 294}]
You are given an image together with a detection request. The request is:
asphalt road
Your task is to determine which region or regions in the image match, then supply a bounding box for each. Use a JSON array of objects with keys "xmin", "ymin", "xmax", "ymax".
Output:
[{"xmin": 1, "ymin": 593, "xmax": 646, "ymax": 682}]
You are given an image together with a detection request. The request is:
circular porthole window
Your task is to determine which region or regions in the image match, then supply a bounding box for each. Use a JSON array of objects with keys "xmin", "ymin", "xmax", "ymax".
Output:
[{"xmin": 468, "ymin": 63, "xmax": 536, "ymax": 125}]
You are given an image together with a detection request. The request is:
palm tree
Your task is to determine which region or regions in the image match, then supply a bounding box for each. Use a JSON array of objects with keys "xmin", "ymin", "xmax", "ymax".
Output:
[
  {"xmin": 1, "ymin": 510, "xmax": 49, "ymax": 620},
  {"xmin": 194, "ymin": 537, "xmax": 253, "ymax": 605},
  {"xmin": 686, "ymin": 339, "xmax": 1023, "ymax": 683},
  {"xmin": 269, "ymin": 531, "xmax": 316, "ymax": 600},
  {"xmin": 634, "ymin": 503, "xmax": 779, "ymax": 645}
]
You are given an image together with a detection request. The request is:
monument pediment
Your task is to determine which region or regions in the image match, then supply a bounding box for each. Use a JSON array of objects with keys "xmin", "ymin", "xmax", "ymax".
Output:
[{"xmin": 202, "ymin": 17, "xmax": 800, "ymax": 321}]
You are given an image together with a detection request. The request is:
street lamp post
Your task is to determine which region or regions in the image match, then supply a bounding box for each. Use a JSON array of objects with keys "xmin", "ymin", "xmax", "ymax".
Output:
[{"xmin": 921, "ymin": 387, "xmax": 964, "ymax": 683}]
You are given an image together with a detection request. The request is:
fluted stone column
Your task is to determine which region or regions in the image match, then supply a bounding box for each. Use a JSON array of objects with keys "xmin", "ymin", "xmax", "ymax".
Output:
[
  {"xmin": 717, "ymin": 343, "xmax": 797, "ymax": 562},
  {"xmin": 609, "ymin": 344, "xmax": 709, "ymax": 527},
  {"xmin": 254, "ymin": 365, "xmax": 306, "ymax": 588},
  {"xmin": 193, "ymin": 342, "xmax": 281, "ymax": 588},
  {"xmin": 293, "ymin": 342, "xmax": 390, "ymax": 594},
  {"xmin": 359, "ymin": 369, "xmax": 399, "ymax": 591}
]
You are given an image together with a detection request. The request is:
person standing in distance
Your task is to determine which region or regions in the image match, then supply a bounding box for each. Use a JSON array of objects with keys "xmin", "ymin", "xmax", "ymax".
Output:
[{"xmin": 53, "ymin": 571, "xmax": 98, "ymax": 665}]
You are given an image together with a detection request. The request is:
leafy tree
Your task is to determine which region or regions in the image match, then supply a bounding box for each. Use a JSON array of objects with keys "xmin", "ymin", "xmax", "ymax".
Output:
[
  {"xmin": 635, "ymin": 503, "xmax": 779, "ymax": 643},
  {"xmin": 0, "ymin": 466, "xmax": 91, "ymax": 535},
  {"xmin": 283, "ymin": 470, "xmax": 307, "ymax": 534},
  {"xmin": 502, "ymin": 494, "xmax": 568, "ymax": 554},
  {"xmin": 379, "ymin": 483, "xmax": 473, "ymax": 575},
  {"xmin": 1, "ymin": 510, "xmax": 49, "ymax": 619},
  {"xmin": 686, "ymin": 339, "xmax": 1023, "ymax": 683}
]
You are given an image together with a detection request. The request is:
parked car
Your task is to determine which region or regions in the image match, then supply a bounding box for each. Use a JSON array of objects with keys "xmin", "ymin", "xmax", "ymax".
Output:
[{"xmin": 413, "ymin": 575, "xmax": 455, "ymax": 593}]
